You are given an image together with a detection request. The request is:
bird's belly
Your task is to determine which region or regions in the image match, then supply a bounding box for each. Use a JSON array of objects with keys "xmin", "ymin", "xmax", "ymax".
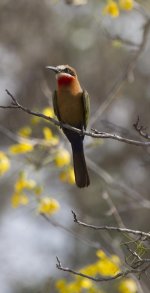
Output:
[{"xmin": 57, "ymin": 94, "xmax": 84, "ymax": 127}]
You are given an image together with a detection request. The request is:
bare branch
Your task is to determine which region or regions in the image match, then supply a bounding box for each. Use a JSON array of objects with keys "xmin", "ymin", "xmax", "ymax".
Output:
[
  {"xmin": 102, "ymin": 192, "xmax": 125, "ymax": 229},
  {"xmin": 56, "ymin": 256, "xmax": 125, "ymax": 281},
  {"xmin": 91, "ymin": 127, "xmax": 150, "ymax": 146},
  {"xmin": 72, "ymin": 211, "xmax": 150, "ymax": 238},
  {"xmin": 0, "ymin": 90, "xmax": 150, "ymax": 147},
  {"xmin": 56, "ymin": 256, "xmax": 149, "ymax": 282},
  {"xmin": 4, "ymin": 89, "xmax": 60, "ymax": 126},
  {"xmin": 55, "ymin": 210, "xmax": 150, "ymax": 283}
]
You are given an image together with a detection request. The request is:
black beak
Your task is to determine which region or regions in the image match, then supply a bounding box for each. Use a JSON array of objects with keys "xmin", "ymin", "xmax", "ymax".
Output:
[{"xmin": 46, "ymin": 66, "xmax": 60, "ymax": 73}]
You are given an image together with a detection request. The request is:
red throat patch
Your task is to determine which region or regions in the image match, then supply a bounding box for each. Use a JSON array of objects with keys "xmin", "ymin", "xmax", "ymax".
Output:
[{"xmin": 58, "ymin": 75, "xmax": 74, "ymax": 87}]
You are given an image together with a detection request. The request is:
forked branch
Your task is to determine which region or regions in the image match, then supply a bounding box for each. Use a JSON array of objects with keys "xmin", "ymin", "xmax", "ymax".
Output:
[{"xmin": 0, "ymin": 90, "xmax": 150, "ymax": 147}]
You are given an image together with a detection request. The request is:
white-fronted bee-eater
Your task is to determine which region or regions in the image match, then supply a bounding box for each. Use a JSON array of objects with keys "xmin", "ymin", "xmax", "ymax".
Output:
[{"xmin": 46, "ymin": 65, "xmax": 90, "ymax": 188}]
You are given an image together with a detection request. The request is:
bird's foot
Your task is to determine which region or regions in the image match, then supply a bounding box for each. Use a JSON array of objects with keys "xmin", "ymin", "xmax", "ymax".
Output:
[{"xmin": 80, "ymin": 126, "xmax": 85, "ymax": 137}]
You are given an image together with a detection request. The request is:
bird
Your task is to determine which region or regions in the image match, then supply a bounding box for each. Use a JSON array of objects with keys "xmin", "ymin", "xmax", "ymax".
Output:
[{"xmin": 46, "ymin": 64, "xmax": 90, "ymax": 188}]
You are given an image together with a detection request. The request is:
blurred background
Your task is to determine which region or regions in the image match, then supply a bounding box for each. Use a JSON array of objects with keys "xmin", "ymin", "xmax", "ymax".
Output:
[{"xmin": 0, "ymin": 0, "xmax": 150, "ymax": 292}]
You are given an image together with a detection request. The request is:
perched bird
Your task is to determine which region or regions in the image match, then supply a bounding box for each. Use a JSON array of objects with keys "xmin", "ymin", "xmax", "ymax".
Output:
[{"xmin": 46, "ymin": 65, "xmax": 90, "ymax": 188}]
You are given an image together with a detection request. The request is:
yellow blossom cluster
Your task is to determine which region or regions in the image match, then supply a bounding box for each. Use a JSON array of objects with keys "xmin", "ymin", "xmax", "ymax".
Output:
[
  {"xmin": 54, "ymin": 149, "xmax": 75, "ymax": 185},
  {"xmin": 59, "ymin": 167, "xmax": 75, "ymax": 185},
  {"xmin": 1, "ymin": 104, "xmax": 75, "ymax": 214},
  {"xmin": 9, "ymin": 142, "xmax": 34, "ymax": 154},
  {"xmin": 11, "ymin": 171, "xmax": 60, "ymax": 215},
  {"xmin": 31, "ymin": 106, "xmax": 55, "ymax": 125},
  {"xmin": 7, "ymin": 105, "xmax": 75, "ymax": 186},
  {"xmin": 56, "ymin": 250, "xmax": 137, "ymax": 293},
  {"xmin": 38, "ymin": 197, "xmax": 60, "ymax": 215},
  {"xmin": 80, "ymin": 250, "xmax": 121, "ymax": 277},
  {"xmin": 42, "ymin": 106, "xmax": 55, "ymax": 118},
  {"xmin": 0, "ymin": 151, "xmax": 10, "ymax": 176},
  {"xmin": 42, "ymin": 125, "xmax": 75, "ymax": 186},
  {"xmin": 9, "ymin": 107, "xmax": 57, "ymax": 154},
  {"xmin": 11, "ymin": 172, "xmax": 36, "ymax": 208},
  {"xmin": 43, "ymin": 127, "xmax": 59, "ymax": 146},
  {"xmin": 103, "ymin": 0, "xmax": 134, "ymax": 18},
  {"xmin": 119, "ymin": 278, "xmax": 137, "ymax": 293},
  {"xmin": 55, "ymin": 149, "xmax": 71, "ymax": 167},
  {"xmin": 18, "ymin": 126, "xmax": 32, "ymax": 138},
  {"xmin": 56, "ymin": 278, "xmax": 100, "ymax": 293}
]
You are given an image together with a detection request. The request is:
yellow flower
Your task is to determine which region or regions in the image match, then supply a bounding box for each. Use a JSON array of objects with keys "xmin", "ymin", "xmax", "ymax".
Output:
[
  {"xmin": 42, "ymin": 107, "xmax": 54, "ymax": 118},
  {"xmin": 18, "ymin": 126, "xmax": 32, "ymax": 138},
  {"xmin": 119, "ymin": 0, "xmax": 133, "ymax": 10},
  {"xmin": 97, "ymin": 250, "xmax": 121, "ymax": 266},
  {"xmin": 15, "ymin": 178, "xmax": 36, "ymax": 192},
  {"xmin": 111, "ymin": 254, "xmax": 121, "ymax": 266},
  {"xmin": 59, "ymin": 170, "xmax": 68, "ymax": 182},
  {"xmin": 80, "ymin": 251, "xmax": 121, "ymax": 279},
  {"xmin": 80, "ymin": 264, "xmax": 98, "ymax": 277},
  {"xmin": 96, "ymin": 250, "xmax": 106, "ymax": 259},
  {"xmin": 103, "ymin": 0, "xmax": 119, "ymax": 17},
  {"xmin": 25, "ymin": 179, "xmax": 36, "ymax": 189},
  {"xmin": 96, "ymin": 258, "xmax": 120, "ymax": 276},
  {"xmin": 15, "ymin": 180, "xmax": 26, "ymax": 192},
  {"xmin": 59, "ymin": 167, "xmax": 75, "ymax": 185},
  {"xmin": 43, "ymin": 127, "xmax": 53, "ymax": 140},
  {"xmin": 55, "ymin": 279, "xmax": 66, "ymax": 291},
  {"xmin": 9, "ymin": 143, "xmax": 34, "ymax": 154},
  {"xmin": 55, "ymin": 149, "xmax": 71, "ymax": 167},
  {"xmin": 67, "ymin": 282, "xmax": 81, "ymax": 292},
  {"xmin": 79, "ymin": 278, "xmax": 92, "ymax": 289},
  {"xmin": 38, "ymin": 197, "xmax": 60, "ymax": 215},
  {"xmin": 43, "ymin": 127, "xmax": 59, "ymax": 145},
  {"xmin": 0, "ymin": 151, "xmax": 10, "ymax": 175},
  {"xmin": 119, "ymin": 278, "xmax": 137, "ymax": 293},
  {"xmin": 67, "ymin": 167, "xmax": 75, "ymax": 184},
  {"xmin": 11, "ymin": 192, "xmax": 29, "ymax": 208},
  {"xmin": 14, "ymin": 172, "xmax": 36, "ymax": 192},
  {"xmin": 95, "ymin": 250, "xmax": 120, "ymax": 276}
]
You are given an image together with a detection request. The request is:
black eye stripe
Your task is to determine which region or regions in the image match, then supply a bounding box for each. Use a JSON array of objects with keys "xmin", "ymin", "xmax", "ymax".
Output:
[{"xmin": 63, "ymin": 68, "xmax": 75, "ymax": 76}]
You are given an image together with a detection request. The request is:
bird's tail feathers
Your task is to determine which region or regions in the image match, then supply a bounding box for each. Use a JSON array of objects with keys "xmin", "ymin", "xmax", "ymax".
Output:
[{"xmin": 71, "ymin": 142, "xmax": 90, "ymax": 188}]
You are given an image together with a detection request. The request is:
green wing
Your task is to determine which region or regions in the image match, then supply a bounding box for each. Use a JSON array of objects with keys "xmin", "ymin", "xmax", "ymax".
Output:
[
  {"xmin": 82, "ymin": 90, "xmax": 90, "ymax": 130},
  {"xmin": 52, "ymin": 90, "xmax": 61, "ymax": 121}
]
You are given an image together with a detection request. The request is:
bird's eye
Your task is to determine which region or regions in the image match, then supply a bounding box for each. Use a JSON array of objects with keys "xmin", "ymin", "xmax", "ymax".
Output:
[
  {"xmin": 64, "ymin": 68, "xmax": 70, "ymax": 74},
  {"xmin": 64, "ymin": 68, "xmax": 75, "ymax": 76}
]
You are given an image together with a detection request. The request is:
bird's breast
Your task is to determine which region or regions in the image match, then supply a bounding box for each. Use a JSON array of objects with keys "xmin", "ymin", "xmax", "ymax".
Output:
[{"xmin": 57, "ymin": 91, "xmax": 84, "ymax": 127}]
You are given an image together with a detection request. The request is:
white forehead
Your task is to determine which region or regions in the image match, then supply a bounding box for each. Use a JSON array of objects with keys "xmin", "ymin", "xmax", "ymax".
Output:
[{"xmin": 57, "ymin": 65, "xmax": 66, "ymax": 70}]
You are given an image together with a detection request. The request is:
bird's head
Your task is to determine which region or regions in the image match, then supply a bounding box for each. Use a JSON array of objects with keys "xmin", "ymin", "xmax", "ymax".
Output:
[{"xmin": 46, "ymin": 65, "xmax": 77, "ymax": 87}]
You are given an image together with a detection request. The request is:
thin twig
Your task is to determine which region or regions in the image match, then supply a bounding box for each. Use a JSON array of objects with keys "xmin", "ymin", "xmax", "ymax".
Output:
[
  {"xmin": 56, "ymin": 256, "xmax": 124, "ymax": 281},
  {"xmin": 72, "ymin": 211, "xmax": 150, "ymax": 238},
  {"xmin": 56, "ymin": 256, "xmax": 149, "ymax": 282},
  {"xmin": 103, "ymin": 191, "xmax": 125, "ymax": 229}
]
